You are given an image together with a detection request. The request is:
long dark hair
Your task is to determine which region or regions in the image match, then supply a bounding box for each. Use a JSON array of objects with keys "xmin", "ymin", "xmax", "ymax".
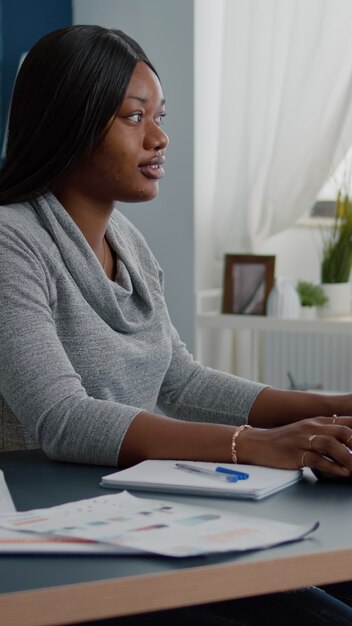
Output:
[{"xmin": 0, "ymin": 25, "xmax": 157, "ymax": 205}]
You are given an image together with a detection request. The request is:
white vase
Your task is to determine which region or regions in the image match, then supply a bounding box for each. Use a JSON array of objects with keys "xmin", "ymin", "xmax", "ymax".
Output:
[
  {"xmin": 267, "ymin": 277, "xmax": 301, "ymax": 319},
  {"xmin": 300, "ymin": 306, "xmax": 317, "ymax": 320},
  {"xmin": 318, "ymin": 282, "xmax": 352, "ymax": 317}
]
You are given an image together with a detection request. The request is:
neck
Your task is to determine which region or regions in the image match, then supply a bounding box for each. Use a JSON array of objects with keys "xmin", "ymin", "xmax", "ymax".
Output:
[
  {"xmin": 53, "ymin": 188, "xmax": 114, "ymax": 252},
  {"xmin": 53, "ymin": 186, "xmax": 116, "ymax": 276}
]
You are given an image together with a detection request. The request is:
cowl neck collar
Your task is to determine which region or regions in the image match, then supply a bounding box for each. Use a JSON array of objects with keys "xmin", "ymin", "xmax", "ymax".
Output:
[{"xmin": 29, "ymin": 193, "xmax": 155, "ymax": 332}]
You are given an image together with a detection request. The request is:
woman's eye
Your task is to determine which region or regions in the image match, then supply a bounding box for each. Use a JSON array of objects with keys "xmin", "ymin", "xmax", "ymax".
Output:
[
  {"xmin": 155, "ymin": 112, "xmax": 166, "ymax": 126},
  {"xmin": 128, "ymin": 113, "xmax": 143, "ymax": 123}
]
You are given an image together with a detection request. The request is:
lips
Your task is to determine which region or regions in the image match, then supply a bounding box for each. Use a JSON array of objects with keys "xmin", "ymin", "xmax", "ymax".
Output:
[{"xmin": 139, "ymin": 156, "xmax": 165, "ymax": 180}]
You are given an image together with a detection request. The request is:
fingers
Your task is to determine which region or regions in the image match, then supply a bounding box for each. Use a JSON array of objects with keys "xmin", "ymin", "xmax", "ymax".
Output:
[
  {"xmin": 326, "ymin": 425, "xmax": 352, "ymax": 447},
  {"xmin": 296, "ymin": 416, "xmax": 352, "ymax": 437},
  {"xmin": 315, "ymin": 415, "xmax": 352, "ymax": 427},
  {"xmin": 301, "ymin": 450, "xmax": 352, "ymax": 477},
  {"xmin": 299, "ymin": 416, "xmax": 352, "ymax": 453},
  {"xmin": 245, "ymin": 418, "xmax": 352, "ymax": 474},
  {"xmin": 305, "ymin": 425, "xmax": 352, "ymax": 450},
  {"xmin": 301, "ymin": 430, "xmax": 352, "ymax": 476}
]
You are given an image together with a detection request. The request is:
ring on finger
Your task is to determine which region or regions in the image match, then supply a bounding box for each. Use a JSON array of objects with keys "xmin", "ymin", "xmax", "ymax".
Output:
[
  {"xmin": 308, "ymin": 434, "xmax": 318, "ymax": 451},
  {"xmin": 332, "ymin": 414, "xmax": 338, "ymax": 424},
  {"xmin": 301, "ymin": 451, "xmax": 309, "ymax": 468}
]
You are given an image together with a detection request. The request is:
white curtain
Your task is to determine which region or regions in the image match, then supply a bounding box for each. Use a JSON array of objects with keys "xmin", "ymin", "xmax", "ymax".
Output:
[{"xmin": 213, "ymin": 0, "xmax": 352, "ymax": 255}]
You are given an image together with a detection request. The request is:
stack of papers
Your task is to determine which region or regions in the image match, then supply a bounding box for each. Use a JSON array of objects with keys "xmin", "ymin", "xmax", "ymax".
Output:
[{"xmin": 0, "ymin": 489, "xmax": 318, "ymax": 557}]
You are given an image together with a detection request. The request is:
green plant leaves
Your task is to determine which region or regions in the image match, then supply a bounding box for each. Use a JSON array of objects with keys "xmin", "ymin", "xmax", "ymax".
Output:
[{"xmin": 321, "ymin": 192, "xmax": 352, "ymax": 283}]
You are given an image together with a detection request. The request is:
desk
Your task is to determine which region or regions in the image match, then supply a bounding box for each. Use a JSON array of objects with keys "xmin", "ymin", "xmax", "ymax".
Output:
[{"xmin": 1, "ymin": 450, "xmax": 352, "ymax": 626}]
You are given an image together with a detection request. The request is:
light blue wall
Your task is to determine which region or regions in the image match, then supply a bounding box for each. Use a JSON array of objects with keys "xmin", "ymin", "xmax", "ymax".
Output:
[{"xmin": 73, "ymin": 0, "xmax": 195, "ymax": 351}]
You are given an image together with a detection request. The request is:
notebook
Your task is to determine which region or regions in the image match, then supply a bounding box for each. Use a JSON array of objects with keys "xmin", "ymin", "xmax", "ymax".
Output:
[{"xmin": 101, "ymin": 461, "xmax": 302, "ymax": 501}]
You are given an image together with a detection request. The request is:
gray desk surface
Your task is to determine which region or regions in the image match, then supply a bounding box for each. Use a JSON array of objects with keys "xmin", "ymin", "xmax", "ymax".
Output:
[{"xmin": 1, "ymin": 450, "xmax": 352, "ymax": 626}]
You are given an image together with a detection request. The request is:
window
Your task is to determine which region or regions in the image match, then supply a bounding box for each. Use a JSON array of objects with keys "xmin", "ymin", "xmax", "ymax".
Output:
[{"xmin": 311, "ymin": 146, "xmax": 352, "ymax": 218}]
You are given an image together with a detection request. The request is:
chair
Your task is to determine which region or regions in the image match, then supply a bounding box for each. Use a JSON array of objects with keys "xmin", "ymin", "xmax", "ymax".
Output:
[{"xmin": 0, "ymin": 396, "xmax": 37, "ymax": 451}]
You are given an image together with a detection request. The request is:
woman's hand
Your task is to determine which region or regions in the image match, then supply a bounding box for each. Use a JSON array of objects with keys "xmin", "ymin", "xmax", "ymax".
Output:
[{"xmin": 237, "ymin": 416, "xmax": 352, "ymax": 477}]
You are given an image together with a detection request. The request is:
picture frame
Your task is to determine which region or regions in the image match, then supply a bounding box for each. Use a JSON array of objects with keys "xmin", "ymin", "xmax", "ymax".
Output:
[{"xmin": 222, "ymin": 254, "xmax": 275, "ymax": 315}]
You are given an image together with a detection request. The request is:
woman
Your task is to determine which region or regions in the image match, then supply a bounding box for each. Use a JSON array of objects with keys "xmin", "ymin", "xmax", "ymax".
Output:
[{"xmin": 0, "ymin": 25, "xmax": 351, "ymax": 625}]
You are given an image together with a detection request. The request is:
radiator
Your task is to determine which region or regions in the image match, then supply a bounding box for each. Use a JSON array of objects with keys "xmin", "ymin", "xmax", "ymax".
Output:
[{"xmin": 262, "ymin": 332, "xmax": 352, "ymax": 392}]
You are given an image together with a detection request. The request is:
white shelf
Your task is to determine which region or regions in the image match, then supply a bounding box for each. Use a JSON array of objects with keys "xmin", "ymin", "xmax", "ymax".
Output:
[
  {"xmin": 197, "ymin": 311, "xmax": 352, "ymax": 334},
  {"xmin": 196, "ymin": 290, "xmax": 352, "ymax": 382}
]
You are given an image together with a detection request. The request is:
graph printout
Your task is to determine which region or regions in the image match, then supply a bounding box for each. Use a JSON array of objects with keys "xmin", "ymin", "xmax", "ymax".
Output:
[{"xmin": 0, "ymin": 490, "xmax": 318, "ymax": 557}]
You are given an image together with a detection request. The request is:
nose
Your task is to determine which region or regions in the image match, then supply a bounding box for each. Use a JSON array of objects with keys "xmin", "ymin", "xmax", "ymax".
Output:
[{"xmin": 145, "ymin": 123, "xmax": 169, "ymax": 152}]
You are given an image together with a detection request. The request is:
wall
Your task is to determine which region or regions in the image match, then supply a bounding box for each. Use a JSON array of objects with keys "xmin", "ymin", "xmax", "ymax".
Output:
[
  {"xmin": 1, "ymin": 0, "xmax": 72, "ymax": 147},
  {"xmin": 73, "ymin": 0, "xmax": 195, "ymax": 352}
]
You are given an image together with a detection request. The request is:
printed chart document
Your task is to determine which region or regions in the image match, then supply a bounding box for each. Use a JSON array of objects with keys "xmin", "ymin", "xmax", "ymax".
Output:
[
  {"xmin": 0, "ymin": 527, "xmax": 135, "ymax": 554},
  {"xmin": 0, "ymin": 470, "xmax": 134, "ymax": 554},
  {"xmin": 0, "ymin": 491, "xmax": 318, "ymax": 557},
  {"xmin": 101, "ymin": 461, "xmax": 302, "ymax": 500}
]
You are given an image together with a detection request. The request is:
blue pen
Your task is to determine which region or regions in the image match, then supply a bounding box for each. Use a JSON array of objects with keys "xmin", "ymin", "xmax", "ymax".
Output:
[
  {"xmin": 175, "ymin": 463, "xmax": 249, "ymax": 483},
  {"xmin": 215, "ymin": 466, "xmax": 249, "ymax": 480}
]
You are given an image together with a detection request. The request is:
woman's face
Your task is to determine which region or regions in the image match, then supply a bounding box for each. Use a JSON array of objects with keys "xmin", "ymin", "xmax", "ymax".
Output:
[{"xmin": 71, "ymin": 61, "xmax": 169, "ymax": 205}]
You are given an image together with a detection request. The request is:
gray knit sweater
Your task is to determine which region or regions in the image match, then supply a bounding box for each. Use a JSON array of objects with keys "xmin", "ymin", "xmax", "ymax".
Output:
[{"xmin": 0, "ymin": 193, "xmax": 266, "ymax": 465}]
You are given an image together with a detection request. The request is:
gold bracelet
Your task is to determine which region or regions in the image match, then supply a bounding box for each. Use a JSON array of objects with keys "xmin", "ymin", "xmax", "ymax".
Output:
[{"xmin": 231, "ymin": 424, "xmax": 252, "ymax": 463}]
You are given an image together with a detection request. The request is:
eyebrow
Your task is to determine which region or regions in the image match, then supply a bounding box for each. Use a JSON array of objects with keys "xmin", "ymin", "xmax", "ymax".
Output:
[{"xmin": 126, "ymin": 96, "xmax": 166, "ymax": 106}]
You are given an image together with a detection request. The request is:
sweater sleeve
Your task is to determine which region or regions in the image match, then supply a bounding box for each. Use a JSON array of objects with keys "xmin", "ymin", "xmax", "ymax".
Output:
[
  {"xmin": 157, "ymin": 325, "xmax": 268, "ymax": 425},
  {"xmin": 0, "ymin": 228, "xmax": 140, "ymax": 466}
]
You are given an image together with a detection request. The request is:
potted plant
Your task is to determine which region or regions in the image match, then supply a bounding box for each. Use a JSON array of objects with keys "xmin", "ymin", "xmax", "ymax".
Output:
[
  {"xmin": 319, "ymin": 188, "xmax": 352, "ymax": 316},
  {"xmin": 296, "ymin": 281, "xmax": 328, "ymax": 319}
]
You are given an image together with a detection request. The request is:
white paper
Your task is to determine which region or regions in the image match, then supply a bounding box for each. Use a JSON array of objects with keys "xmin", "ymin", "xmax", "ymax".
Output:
[
  {"xmin": 0, "ymin": 470, "xmax": 16, "ymax": 513},
  {"xmin": 0, "ymin": 490, "xmax": 318, "ymax": 557},
  {"xmin": 0, "ymin": 526, "xmax": 140, "ymax": 554}
]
